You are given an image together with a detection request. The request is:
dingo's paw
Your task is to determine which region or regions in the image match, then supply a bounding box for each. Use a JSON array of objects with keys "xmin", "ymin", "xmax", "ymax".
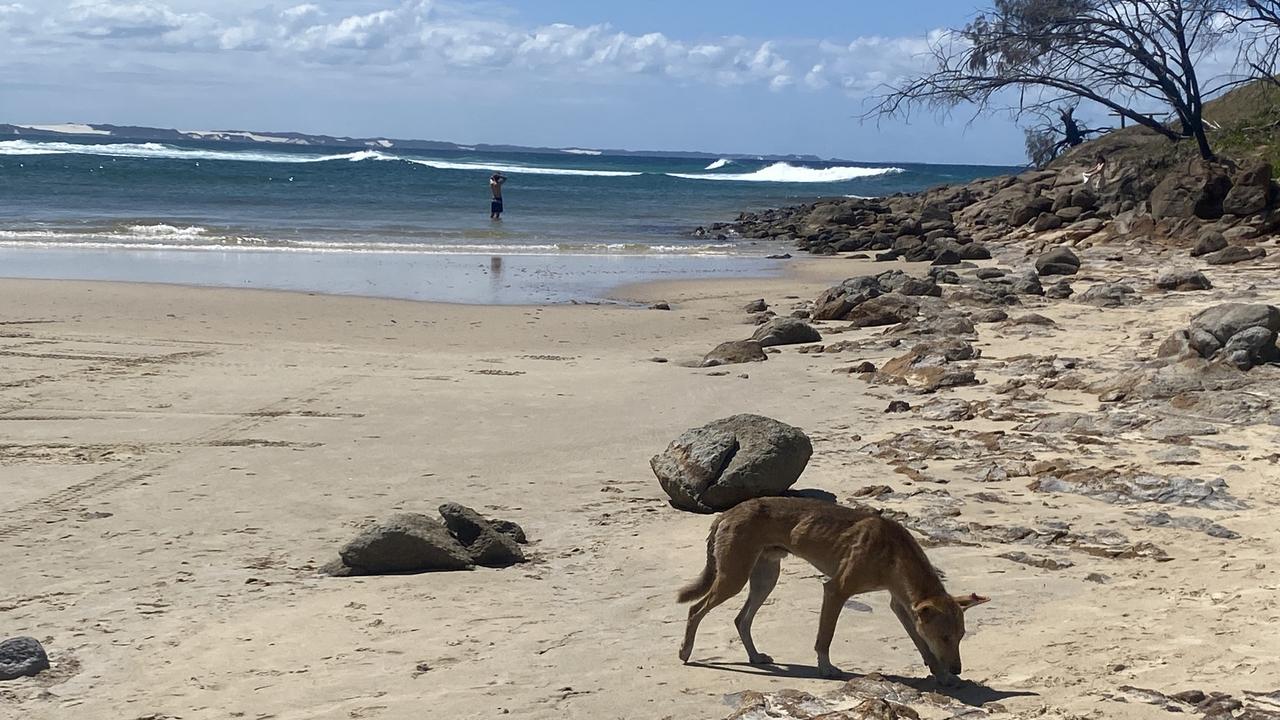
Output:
[
  {"xmin": 747, "ymin": 652, "xmax": 774, "ymax": 665},
  {"xmin": 817, "ymin": 662, "xmax": 845, "ymax": 679}
]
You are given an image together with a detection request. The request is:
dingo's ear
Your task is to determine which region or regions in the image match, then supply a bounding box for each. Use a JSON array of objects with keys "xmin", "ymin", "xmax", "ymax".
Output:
[{"xmin": 954, "ymin": 593, "xmax": 990, "ymax": 610}]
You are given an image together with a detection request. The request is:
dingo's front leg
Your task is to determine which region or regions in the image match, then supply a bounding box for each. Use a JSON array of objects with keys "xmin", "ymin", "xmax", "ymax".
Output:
[{"xmin": 814, "ymin": 581, "xmax": 848, "ymax": 679}]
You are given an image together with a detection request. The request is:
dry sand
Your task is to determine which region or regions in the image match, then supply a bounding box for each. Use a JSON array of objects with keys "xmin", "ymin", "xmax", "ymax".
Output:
[{"xmin": 2, "ymin": 257, "xmax": 1279, "ymax": 720}]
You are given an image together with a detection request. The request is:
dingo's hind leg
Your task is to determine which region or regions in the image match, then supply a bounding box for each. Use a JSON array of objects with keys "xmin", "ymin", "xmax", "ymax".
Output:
[
  {"xmin": 735, "ymin": 550, "xmax": 782, "ymax": 665},
  {"xmin": 678, "ymin": 547, "xmax": 756, "ymax": 664}
]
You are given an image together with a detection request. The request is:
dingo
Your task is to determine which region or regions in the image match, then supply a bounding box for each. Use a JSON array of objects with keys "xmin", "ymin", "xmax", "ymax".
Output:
[{"xmin": 676, "ymin": 496, "xmax": 988, "ymax": 685}]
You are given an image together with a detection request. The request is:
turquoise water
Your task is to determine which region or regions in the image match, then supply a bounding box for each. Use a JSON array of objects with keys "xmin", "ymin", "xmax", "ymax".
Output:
[{"xmin": 0, "ymin": 137, "xmax": 1016, "ymax": 302}]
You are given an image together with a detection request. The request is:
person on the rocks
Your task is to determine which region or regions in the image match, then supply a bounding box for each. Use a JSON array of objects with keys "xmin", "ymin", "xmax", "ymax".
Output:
[{"xmin": 1082, "ymin": 154, "xmax": 1106, "ymax": 189}]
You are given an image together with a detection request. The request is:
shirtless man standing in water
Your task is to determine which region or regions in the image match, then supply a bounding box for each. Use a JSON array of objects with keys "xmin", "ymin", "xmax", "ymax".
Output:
[{"xmin": 489, "ymin": 173, "xmax": 507, "ymax": 220}]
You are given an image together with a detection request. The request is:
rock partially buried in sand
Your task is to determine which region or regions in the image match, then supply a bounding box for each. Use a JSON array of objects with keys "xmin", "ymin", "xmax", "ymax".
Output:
[
  {"xmin": 0, "ymin": 636, "xmax": 50, "ymax": 681},
  {"xmin": 650, "ymin": 414, "xmax": 813, "ymax": 513},
  {"xmin": 751, "ymin": 318, "xmax": 821, "ymax": 347},
  {"xmin": 1155, "ymin": 269, "xmax": 1212, "ymax": 291},
  {"xmin": 329, "ymin": 513, "xmax": 474, "ymax": 576},
  {"xmin": 701, "ymin": 340, "xmax": 768, "ymax": 367}
]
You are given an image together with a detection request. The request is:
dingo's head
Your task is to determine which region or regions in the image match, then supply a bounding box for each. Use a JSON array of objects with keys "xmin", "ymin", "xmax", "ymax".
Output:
[{"xmin": 912, "ymin": 593, "xmax": 989, "ymax": 683}]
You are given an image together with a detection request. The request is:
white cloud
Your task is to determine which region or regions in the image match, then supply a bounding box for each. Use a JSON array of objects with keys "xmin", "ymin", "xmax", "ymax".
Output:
[{"xmin": 12, "ymin": 0, "xmax": 936, "ymax": 95}]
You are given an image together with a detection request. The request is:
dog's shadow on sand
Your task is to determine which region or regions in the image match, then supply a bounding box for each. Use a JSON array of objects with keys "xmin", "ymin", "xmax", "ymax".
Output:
[{"xmin": 685, "ymin": 662, "xmax": 1037, "ymax": 707}]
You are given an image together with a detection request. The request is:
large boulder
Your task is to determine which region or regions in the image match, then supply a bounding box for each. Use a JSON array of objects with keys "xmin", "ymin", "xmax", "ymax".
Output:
[
  {"xmin": 1221, "ymin": 160, "xmax": 1274, "ymax": 217},
  {"xmin": 332, "ymin": 513, "xmax": 474, "ymax": 575},
  {"xmin": 0, "ymin": 637, "xmax": 50, "ymax": 681},
  {"xmin": 702, "ymin": 340, "xmax": 767, "ymax": 367},
  {"xmin": 1035, "ymin": 246, "xmax": 1082, "ymax": 276},
  {"xmin": 651, "ymin": 414, "xmax": 813, "ymax": 513},
  {"xmin": 751, "ymin": 318, "xmax": 822, "ymax": 347},
  {"xmin": 1150, "ymin": 161, "xmax": 1233, "ymax": 220},
  {"xmin": 1182, "ymin": 302, "xmax": 1274, "ymax": 368}
]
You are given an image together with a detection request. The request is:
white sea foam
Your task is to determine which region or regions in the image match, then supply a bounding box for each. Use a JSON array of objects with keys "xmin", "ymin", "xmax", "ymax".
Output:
[
  {"xmin": 400, "ymin": 157, "xmax": 641, "ymax": 177},
  {"xmin": 704, "ymin": 158, "xmax": 732, "ymax": 170},
  {"xmin": 0, "ymin": 140, "xmax": 643, "ymax": 177},
  {"xmin": 0, "ymin": 139, "xmax": 327, "ymax": 163},
  {"xmin": 0, "ymin": 227, "xmax": 739, "ymax": 256},
  {"xmin": 125, "ymin": 224, "xmax": 209, "ymax": 239},
  {"xmin": 669, "ymin": 161, "xmax": 904, "ymax": 183},
  {"xmin": 562, "ymin": 148, "xmax": 603, "ymax": 155}
]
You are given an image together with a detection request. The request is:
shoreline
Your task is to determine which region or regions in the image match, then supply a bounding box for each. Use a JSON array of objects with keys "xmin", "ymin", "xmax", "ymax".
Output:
[{"xmin": 0, "ymin": 244, "xmax": 794, "ymax": 306}]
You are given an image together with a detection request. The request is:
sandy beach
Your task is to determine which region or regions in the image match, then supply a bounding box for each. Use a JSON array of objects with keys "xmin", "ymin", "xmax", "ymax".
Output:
[{"xmin": 3, "ymin": 255, "xmax": 1280, "ymax": 720}]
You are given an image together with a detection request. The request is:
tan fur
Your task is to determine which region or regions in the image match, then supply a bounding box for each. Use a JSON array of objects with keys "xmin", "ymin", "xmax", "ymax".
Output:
[{"xmin": 675, "ymin": 496, "xmax": 989, "ymax": 684}]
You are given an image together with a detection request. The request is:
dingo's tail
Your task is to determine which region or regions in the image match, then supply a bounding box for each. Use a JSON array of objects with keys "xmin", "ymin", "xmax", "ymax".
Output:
[{"xmin": 676, "ymin": 517, "xmax": 721, "ymax": 603}]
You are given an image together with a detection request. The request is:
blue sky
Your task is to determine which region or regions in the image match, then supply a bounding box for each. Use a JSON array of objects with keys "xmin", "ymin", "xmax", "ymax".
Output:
[{"xmin": 0, "ymin": 0, "xmax": 1030, "ymax": 164}]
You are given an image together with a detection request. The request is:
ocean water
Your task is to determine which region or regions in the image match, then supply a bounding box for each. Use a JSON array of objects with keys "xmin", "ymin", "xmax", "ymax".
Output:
[{"xmin": 0, "ymin": 138, "xmax": 1016, "ymax": 303}]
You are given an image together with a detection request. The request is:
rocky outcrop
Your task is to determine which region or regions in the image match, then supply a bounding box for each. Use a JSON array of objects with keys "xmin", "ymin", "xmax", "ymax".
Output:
[
  {"xmin": 650, "ymin": 414, "xmax": 813, "ymax": 513},
  {"xmin": 1149, "ymin": 160, "xmax": 1233, "ymax": 221},
  {"xmin": 1221, "ymin": 160, "xmax": 1274, "ymax": 217}
]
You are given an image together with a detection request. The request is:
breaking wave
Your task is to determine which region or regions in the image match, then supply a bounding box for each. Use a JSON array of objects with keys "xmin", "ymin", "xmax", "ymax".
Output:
[
  {"xmin": 704, "ymin": 158, "xmax": 732, "ymax": 170},
  {"xmin": 0, "ymin": 140, "xmax": 642, "ymax": 177},
  {"xmin": 669, "ymin": 162, "xmax": 904, "ymax": 183}
]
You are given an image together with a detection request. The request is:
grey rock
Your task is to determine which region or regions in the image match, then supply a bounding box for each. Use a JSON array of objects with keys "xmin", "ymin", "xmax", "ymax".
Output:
[
  {"xmin": 971, "ymin": 308, "xmax": 1009, "ymax": 323},
  {"xmin": 0, "ymin": 637, "xmax": 50, "ymax": 681},
  {"xmin": 1191, "ymin": 303, "xmax": 1280, "ymax": 343},
  {"xmin": 1155, "ymin": 269, "xmax": 1212, "ymax": 291},
  {"xmin": 1077, "ymin": 282, "xmax": 1139, "ymax": 308},
  {"xmin": 847, "ymin": 293, "xmax": 920, "ymax": 328},
  {"xmin": 1011, "ymin": 270, "xmax": 1045, "ymax": 296},
  {"xmin": 1045, "ymin": 280, "xmax": 1074, "ymax": 299},
  {"xmin": 438, "ymin": 503, "xmax": 526, "ymax": 567},
  {"xmin": 743, "ymin": 298, "xmax": 768, "ymax": 313},
  {"xmin": 1030, "ymin": 470, "xmax": 1245, "ymax": 510},
  {"xmin": 1204, "ymin": 245, "xmax": 1266, "ymax": 265},
  {"xmin": 1035, "ymin": 247, "xmax": 1081, "ymax": 276},
  {"xmin": 751, "ymin": 318, "xmax": 822, "ymax": 347},
  {"xmin": 650, "ymin": 414, "xmax": 813, "ymax": 513},
  {"xmin": 334, "ymin": 513, "xmax": 474, "ymax": 575},
  {"xmin": 1223, "ymin": 326, "xmax": 1278, "ymax": 369},
  {"xmin": 702, "ymin": 340, "xmax": 768, "ymax": 367},
  {"xmin": 885, "ymin": 400, "xmax": 912, "ymax": 413},
  {"xmin": 1190, "ymin": 231, "xmax": 1228, "ymax": 257},
  {"xmin": 1033, "ymin": 212, "xmax": 1064, "ymax": 232},
  {"xmin": 1138, "ymin": 511, "xmax": 1239, "ymax": 540}
]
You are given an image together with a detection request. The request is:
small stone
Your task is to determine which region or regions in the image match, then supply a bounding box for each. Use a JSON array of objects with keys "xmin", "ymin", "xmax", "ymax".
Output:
[
  {"xmin": 649, "ymin": 302, "xmax": 671, "ymax": 310},
  {"xmin": 0, "ymin": 637, "xmax": 50, "ymax": 681},
  {"xmin": 885, "ymin": 400, "xmax": 912, "ymax": 413}
]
